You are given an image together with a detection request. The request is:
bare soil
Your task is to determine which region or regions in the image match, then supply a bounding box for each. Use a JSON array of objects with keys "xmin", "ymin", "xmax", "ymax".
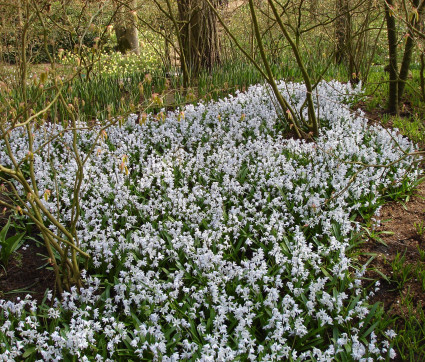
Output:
[
  {"xmin": 361, "ymin": 181, "xmax": 425, "ymax": 304},
  {"xmin": 358, "ymin": 180, "xmax": 425, "ymax": 361},
  {"xmin": 0, "ymin": 241, "xmax": 55, "ymax": 304}
]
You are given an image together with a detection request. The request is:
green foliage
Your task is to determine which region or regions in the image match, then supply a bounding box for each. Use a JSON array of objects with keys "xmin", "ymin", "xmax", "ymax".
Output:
[
  {"xmin": 0, "ymin": 217, "xmax": 25, "ymax": 268},
  {"xmin": 393, "ymin": 114, "xmax": 425, "ymax": 144},
  {"xmin": 389, "ymin": 251, "xmax": 414, "ymax": 291},
  {"xmin": 392, "ymin": 291, "xmax": 425, "ymax": 361},
  {"xmin": 414, "ymin": 220, "xmax": 425, "ymax": 236},
  {"xmin": 382, "ymin": 244, "xmax": 425, "ymax": 360},
  {"xmin": 383, "ymin": 176, "xmax": 424, "ymax": 205},
  {"xmin": 1, "ymin": 54, "xmax": 353, "ymax": 127},
  {"xmin": 363, "ymin": 65, "xmax": 425, "ymax": 144},
  {"xmin": 362, "ymin": 226, "xmax": 393, "ymax": 247}
]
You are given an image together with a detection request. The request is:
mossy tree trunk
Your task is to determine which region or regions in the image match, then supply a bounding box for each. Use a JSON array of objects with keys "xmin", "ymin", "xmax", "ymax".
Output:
[
  {"xmin": 398, "ymin": 0, "xmax": 423, "ymax": 104},
  {"xmin": 384, "ymin": 0, "xmax": 424, "ymax": 114}
]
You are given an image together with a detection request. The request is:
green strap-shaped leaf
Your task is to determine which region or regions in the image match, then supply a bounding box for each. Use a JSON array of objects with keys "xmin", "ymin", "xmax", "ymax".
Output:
[{"xmin": 0, "ymin": 217, "xmax": 11, "ymax": 243}]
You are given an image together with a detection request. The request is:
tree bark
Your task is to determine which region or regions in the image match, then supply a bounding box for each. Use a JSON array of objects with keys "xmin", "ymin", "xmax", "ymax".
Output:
[
  {"xmin": 114, "ymin": 0, "xmax": 139, "ymax": 55},
  {"xmin": 335, "ymin": 0, "xmax": 350, "ymax": 65},
  {"xmin": 384, "ymin": 0, "xmax": 398, "ymax": 114},
  {"xmin": 310, "ymin": 0, "xmax": 318, "ymax": 19},
  {"xmin": 398, "ymin": 0, "xmax": 424, "ymax": 104},
  {"xmin": 177, "ymin": 0, "xmax": 221, "ymax": 77}
]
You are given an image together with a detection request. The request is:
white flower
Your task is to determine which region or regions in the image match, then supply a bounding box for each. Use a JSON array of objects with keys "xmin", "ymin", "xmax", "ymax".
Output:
[
  {"xmin": 385, "ymin": 329, "xmax": 397, "ymax": 339},
  {"xmin": 48, "ymin": 308, "xmax": 61, "ymax": 320}
]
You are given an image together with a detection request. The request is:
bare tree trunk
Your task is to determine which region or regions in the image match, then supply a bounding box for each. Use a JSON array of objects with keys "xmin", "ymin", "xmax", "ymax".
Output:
[
  {"xmin": 385, "ymin": 0, "xmax": 399, "ymax": 114},
  {"xmin": 335, "ymin": 0, "xmax": 350, "ymax": 65},
  {"xmin": 177, "ymin": 0, "xmax": 221, "ymax": 77},
  {"xmin": 164, "ymin": 30, "xmax": 171, "ymax": 69},
  {"xmin": 398, "ymin": 0, "xmax": 424, "ymax": 104},
  {"xmin": 383, "ymin": 0, "xmax": 425, "ymax": 113},
  {"xmin": 310, "ymin": 0, "xmax": 318, "ymax": 19},
  {"xmin": 114, "ymin": 0, "xmax": 139, "ymax": 55}
]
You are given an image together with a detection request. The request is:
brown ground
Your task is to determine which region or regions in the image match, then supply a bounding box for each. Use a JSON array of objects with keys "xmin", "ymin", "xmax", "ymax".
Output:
[
  {"xmin": 0, "ymin": 188, "xmax": 56, "ymax": 304},
  {"xmin": 356, "ymin": 100, "xmax": 425, "ymax": 312},
  {"xmin": 361, "ymin": 180, "xmax": 425, "ymax": 300},
  {"xmin": 0, "ymin": 240, "xmax": 55, "ymax": 304},
  {"xmin": 358, "ymin": 179, "xmax": 425, "ymax": 360}
]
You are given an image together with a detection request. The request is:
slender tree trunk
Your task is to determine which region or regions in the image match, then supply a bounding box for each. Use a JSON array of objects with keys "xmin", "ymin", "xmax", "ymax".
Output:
[
  {"xmin": 164, "ymin": 30, "xmax": 171, "ymax": 69},
  {"xmin": 420, "ymin": 52, "xmax": 425, "ymax": 103},
  {"xmin": 335, "ymin": 0, "xmax": 350, "ymax": 64},
  {"xmin": 398, "ymin": 0, "xmax": 423, "ymax": 104},
  {"xmin": 398, "ymin": 31, "xmax": 415, "ymax": 105},
  {"xmin": 250, "ymin": 20, "xmax": 255, "ymax": 59},
  {"xmin": 17, "ymin": 0, "xmax": 24, "ymax": 27},
  {"xmin": 114, "ymin": 0, "xmax": 139, "ymax": 55},
  {"xmin": 385, "ymin": 0, "xmax": 398, "ymax": 114},
  {"xmin": 310, "ymin": 0, "xmax": 318, "ymax": 19}
]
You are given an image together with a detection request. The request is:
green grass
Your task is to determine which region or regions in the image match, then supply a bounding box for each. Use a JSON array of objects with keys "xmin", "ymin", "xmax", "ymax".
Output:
[
  {"xmin": 393, "ymin": 115, "xmax": 425, "ymax": 144},
  {"xmin": 362, "ymin": 63, "xmax": 425, "ymax": 145},
  {"xmin": 391, "ymin": 288, "xmax": 425, "ymax": 361},
  {"xmin": 389, "ymin": 241, "xmax": 425, "ymax": 361}
]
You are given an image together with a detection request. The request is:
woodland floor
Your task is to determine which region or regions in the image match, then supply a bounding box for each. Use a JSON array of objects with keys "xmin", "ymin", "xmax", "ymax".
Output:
[
  {"xmin": 0, "ymin": 240, "xmax": 55, "ymax": 304},
  {"xmin": 359, "ymin": 180, "xmax": 425, "ymax": 362},
  {"xmin": 0, "ymin": 97, "xmax": 424, "ymax": 358},
  {"xmin": 360, "ymin": 181, "xmax": 425, "ymax": 310}
]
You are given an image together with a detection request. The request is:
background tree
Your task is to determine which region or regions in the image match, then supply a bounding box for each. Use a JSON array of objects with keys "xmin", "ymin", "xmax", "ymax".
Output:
[
  {"xmin": 335, "ymin": 0, "xmax": 350, "ymax": 65},
  {"xmin": 114, "ymin": 0, "xmax": 140, "ymax": 54},
  {"xmin": 176, "ymin": 0, "xmax": 222, "ymax": 76},
  {"xmin": 385, "ymin": 0, "xmax": 399, "ymax": 114},
  {"xmin": 385, "ymin": 0, "xmax": 425, "ymax": 114}
]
